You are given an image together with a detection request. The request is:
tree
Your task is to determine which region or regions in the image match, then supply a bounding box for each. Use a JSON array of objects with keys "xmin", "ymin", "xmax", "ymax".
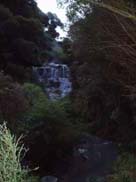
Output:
[
  {"xmin": 0, "ymin": 1, "xmax": 63, "ymax": 81},
  {"xmin": 59, "ymin": 0, "xmax": 136, "ymax": 141},
  {"xmin": 0, "ymin": 72, "xmax": 29, "ymax": 129}
]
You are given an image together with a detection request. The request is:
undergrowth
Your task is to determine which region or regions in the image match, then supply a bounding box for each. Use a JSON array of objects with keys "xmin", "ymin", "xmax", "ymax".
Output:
[
  {"xmin": 108, "ymin": 153, "xmax": 136, "ymax": 182},
  {"xmin": 0, "ymin": 122, "xmax": 39, "ymax": 182}
]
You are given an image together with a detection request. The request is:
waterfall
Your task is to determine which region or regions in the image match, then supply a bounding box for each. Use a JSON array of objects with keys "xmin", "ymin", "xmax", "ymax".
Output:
[{"xmin": 33, "ymin": 62, "xmax": 72, "ymax": 100}]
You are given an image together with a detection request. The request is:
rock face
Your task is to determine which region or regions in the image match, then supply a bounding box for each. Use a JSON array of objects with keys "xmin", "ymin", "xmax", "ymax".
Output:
[
  {"xmin": 33, "ymin": 62, "xmax": 72, "ymax": 100},
  {"xmin": 41, "ymin": 176, "xmax": 58, "ymax": 182}
]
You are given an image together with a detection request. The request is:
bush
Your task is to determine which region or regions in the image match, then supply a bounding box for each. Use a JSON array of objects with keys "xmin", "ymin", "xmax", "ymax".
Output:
[
  {"xmin": 23, "ymin": 83, "xmax": 50, "ymax": 122},
  {"xmin": 0, "ymin": 72, "xmax": 29, "ymax": 128},
  {"xmin": 0, "ymin": 122, "xmax": 39, "ymax": 182},
  {"xmin": 22, "ymin": 83, "xmax": 74, "ymax": 126},
  {"xmin": 21, "ymin": 83, "xmax": 80, "ymax": 173},
  {"xmin": 108, "ymin": 153, "xmax": 136, "ymax": 182}
]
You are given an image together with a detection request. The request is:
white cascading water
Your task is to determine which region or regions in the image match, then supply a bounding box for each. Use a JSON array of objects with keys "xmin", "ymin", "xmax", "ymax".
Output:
[{"xmin": 33, "ymin": 62, "xmax": 72, "ymax": 100}]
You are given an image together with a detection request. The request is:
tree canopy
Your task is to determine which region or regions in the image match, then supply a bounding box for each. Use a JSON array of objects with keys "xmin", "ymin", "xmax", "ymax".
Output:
[
  {"xmin": 0, "ymin": 0, "xmax": 62, "ymax": 81},
  {"xmin": 58, "ymin": 0, "xmax": 136, "ymax": 142}
]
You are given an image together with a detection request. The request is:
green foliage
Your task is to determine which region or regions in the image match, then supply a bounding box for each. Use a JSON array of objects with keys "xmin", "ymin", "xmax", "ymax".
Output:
[
  {"xmin": 59, "ymin": 38, "xmax": 74, "ymax": 64},
  {"xmin": 23, "ymin": 83, "xmax": 50, "ymax": 122},
  {"xmin": 0, "ymin": 122, "xmax": 39, "ymax": 182},
  {"xmin": 0, "ymin": 1, "xmax": 62, "ymax": 81},
  {"xmin": 57, "ymin": 0, "xmax": 92, "ymax": 22},
  {"xmin": 23, "ymin": 83, "xmax": 75, "ymax": 124},
  {"xmin": 13, "ymin": 38, "xmax": 39, "ymax": 66},
  {"xmin": 58, "ymin": 0, "xmax": 136, "ymax": 142},
  {"xmin": 0, "ymin": 0, "xmax": 38, "ymax": 18},
  {"xmin": 58, "ymin": 0, "xmax": 136, "ymax": 22},
  {"xmin": 0, "ymin": 72, "xmax": 29, "ymax": 127},
  {"xmin": 22, "ymin": 83, "xmax": 79, "ymax": 135},
  {"xmin": 19, "ymin": 83, "xmax": 81, "ymax": 171},
  {"xmin": 108, "ymin": 153, "xmax": 136, "ymax": 182}
]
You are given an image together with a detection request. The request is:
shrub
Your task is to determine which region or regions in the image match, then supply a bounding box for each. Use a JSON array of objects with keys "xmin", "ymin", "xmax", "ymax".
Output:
[
  {"xmin": 108, "ymin": 153, "xmax": 136, "ymax": 182},
  {"xmin": 23, "ymin": 83, "xmax": 49, "ymax": 122},
  {"xmin": 21, "ymin": 83, "xmax": 80, "ymax": 173},
  {"xmin": 0, "ymin": 72, "xmax": 29, "ymax": 127},
  {"xmin": 22, "ymin": 83, "xmax": 74, "ymax": 126},
  {"xmin": 0, "ymin": 122, "xmax": 39, "ymax": 182}
]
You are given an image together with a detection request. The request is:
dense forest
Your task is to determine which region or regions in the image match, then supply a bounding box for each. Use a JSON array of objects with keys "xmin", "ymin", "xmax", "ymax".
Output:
[
  {"xmin": 0, "ymin": 0, "xmax": 136, "ymax": 182},
  {"xmin": 65, "ymin": 0, "xmax": 136, "ymax": 142}
]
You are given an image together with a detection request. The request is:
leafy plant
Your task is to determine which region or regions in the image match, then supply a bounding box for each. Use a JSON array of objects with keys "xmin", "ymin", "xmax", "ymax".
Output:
[
  {"xmin": 0, "ymin": 72, "xmax": 29, "ymax": 127},
  {"xmin": 108, "ymin": 153, "xmax": 136, "ymax": 182},
  {"xmin": 20, "ymin": 83, "xmax": 81, "ymax": 172},
  {"xmin": 0, "ymin": 122, "xmax": 39, "ymax": 182}
]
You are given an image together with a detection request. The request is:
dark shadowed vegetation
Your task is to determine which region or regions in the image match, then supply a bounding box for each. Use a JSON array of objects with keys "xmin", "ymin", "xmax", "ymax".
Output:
[{"xmin": 0, "ymin": 0, "xmax": 136, "ymax": 181}]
